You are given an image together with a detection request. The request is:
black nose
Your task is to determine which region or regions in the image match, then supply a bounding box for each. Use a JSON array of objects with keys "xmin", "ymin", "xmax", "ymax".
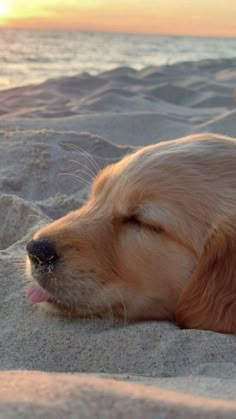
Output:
[{"xmin": 26, "ymin": 238, "xmax": 58, "ymax": 266}]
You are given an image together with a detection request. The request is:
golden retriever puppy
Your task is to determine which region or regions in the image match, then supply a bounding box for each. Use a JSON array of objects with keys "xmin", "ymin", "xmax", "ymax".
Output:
[{"xmin": 26, "ymin": 133, "xmax": 236, "ymax": 334}]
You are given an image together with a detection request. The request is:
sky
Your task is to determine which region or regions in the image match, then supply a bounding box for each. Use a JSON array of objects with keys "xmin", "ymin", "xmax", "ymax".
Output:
[{"xmin": 0, "ymin": 0, "xmax": 236, "ymax": 37}]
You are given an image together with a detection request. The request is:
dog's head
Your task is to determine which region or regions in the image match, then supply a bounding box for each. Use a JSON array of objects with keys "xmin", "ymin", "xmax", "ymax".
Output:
[{"xmin": 26, "ymin": 135, "xmax": 236, "ymax": 333}]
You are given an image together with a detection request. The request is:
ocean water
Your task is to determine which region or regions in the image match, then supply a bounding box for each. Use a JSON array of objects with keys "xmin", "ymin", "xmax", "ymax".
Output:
[{"xmin": 0, "ymin": 28, "xmax": 236, "ymax": 90}]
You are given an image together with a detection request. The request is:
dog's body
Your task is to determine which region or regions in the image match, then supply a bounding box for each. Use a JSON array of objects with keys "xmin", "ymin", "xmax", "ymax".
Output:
[{"xmin": 26, "ymin": 133, "xmax": 236, "ymax": 334}]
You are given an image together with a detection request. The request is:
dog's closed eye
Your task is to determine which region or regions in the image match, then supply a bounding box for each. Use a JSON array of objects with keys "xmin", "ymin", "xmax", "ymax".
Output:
[
  {"xmin": 123, "ymin": 214, "xmax": 163, "ymax": 233},
  {"xmin": 123, "ymin": 215, "xmax": 141, "ymax": 226}
]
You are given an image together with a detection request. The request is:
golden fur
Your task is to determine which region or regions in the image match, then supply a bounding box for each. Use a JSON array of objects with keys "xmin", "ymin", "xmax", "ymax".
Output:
[{"xmin": 27, "ymin": 133, "xmax": 236, "ymax": 334}]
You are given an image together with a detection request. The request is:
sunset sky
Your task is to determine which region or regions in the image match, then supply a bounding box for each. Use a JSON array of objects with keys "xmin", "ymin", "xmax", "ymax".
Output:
[{"xmin": 0, "ymin": 0, "xmax": 235, "ymax": 37}]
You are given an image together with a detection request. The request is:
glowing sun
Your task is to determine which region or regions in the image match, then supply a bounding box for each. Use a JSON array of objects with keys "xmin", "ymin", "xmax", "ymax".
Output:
[{"xmin": 0, "ymin": 1, "xmax": 10, "ymax": 16}]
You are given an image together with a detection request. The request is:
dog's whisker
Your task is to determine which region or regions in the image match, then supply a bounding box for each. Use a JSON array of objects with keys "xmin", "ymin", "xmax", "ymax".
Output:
[
  {"xmin": 73, "ymin": 169, "xmax": 95, "ymax": 182},
  {"xmin": 69, "ymin": 160, "xmax": 97, "ymax": 179},
  {"xmin": 65, "ymin": 143, "xmax": 101, "ymax": 173},
  {"xmin": 24, "ymin": 213, "xmax": 44, "ymax": 221},
  {"xmin": 64, "ymin": 141, "xmax": 124, "ymax": 163},
  {"xmin": 115, "ymin": 288, "xmax": 128, "ymax": 326},
  {"xmin": 58, "ymin": 172, "xmax": 92, "ymax": 188}
]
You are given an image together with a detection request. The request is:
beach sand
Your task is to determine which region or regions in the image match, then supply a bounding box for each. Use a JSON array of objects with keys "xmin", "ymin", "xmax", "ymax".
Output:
[{"xmin": 0, "ymin": 58, "xmax": 236, "ymax": 418}]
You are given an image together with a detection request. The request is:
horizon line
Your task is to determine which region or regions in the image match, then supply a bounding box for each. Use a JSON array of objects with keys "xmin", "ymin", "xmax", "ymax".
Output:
[{"xmin": 1, "ymin": 26, "xmax": 236, "ymax": 39}]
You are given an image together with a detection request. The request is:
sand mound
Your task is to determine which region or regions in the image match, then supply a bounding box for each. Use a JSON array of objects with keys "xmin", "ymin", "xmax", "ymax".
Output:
[
  {"xmin": 195, "ymin": 109, "xmax": 236, "ymax": 136},
  {"xmin": 1, "ymin": 372, "xmax": 236, "ymax": 418},
  {"xmin": 0, "ymin": 195, "xmax": 47, "ymax": 250},
  {"xmin": 0, "ymin": 58, "xmax": 236, "ymax": 417}
]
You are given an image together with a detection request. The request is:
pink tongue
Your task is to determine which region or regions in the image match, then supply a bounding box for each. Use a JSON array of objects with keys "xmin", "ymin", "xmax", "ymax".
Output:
[{"xmin": 26, "ymin": 285, "xmax": 51, "ymax": 303}]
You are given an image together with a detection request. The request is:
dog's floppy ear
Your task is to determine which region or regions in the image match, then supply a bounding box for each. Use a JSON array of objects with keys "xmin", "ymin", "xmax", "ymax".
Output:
[{"xmin": 175, "ymin": 216, "xmax": 236, "ymax": 334}]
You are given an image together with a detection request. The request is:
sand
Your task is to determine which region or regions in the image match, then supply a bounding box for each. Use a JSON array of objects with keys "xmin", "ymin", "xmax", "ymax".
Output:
[{"xmin": 0, "ymin": 58, "xmax": 236, "ymax": 418}]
